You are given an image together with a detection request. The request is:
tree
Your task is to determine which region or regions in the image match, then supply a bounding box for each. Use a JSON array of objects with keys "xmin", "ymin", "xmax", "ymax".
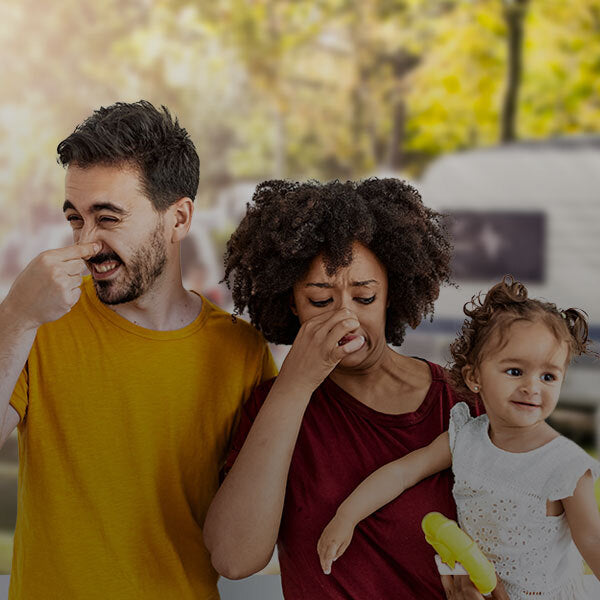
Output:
[
  {"xmin": 1, "ymin": 0, "xmax": 600, "ymax": 245},
  {"xmin": 501, "ymin": 0, "xmax": 530, "ymax": 142}
]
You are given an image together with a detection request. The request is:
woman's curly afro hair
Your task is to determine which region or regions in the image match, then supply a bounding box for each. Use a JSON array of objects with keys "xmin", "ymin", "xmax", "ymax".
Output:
[{"xmin": 224, "ymin": 178, "xmax": 453, "ymax": 345}]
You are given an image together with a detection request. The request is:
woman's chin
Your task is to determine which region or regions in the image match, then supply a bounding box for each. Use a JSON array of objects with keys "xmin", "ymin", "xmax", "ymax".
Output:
[{"xmin": 338, "ymin": 346, "xmax": 368, "ymax": 368}]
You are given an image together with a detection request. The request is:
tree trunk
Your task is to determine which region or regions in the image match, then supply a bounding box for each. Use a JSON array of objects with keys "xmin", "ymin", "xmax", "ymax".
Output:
[
  {"xmin": 385, "ymin": 50, "xmax": 419, "ymax": 169},
  {"xmin": 386, "ymin": 98, "xmax": 405, "ymax": 170},
  {"xmin": 501, "ymin": 0, "xmax": 529, "ymax": 143},
  {"xmin": 273, "ymin": 104, "xmax": 286, "ymax": 178}
]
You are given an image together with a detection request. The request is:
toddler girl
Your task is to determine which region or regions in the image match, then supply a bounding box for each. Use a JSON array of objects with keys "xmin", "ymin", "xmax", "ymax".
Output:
[{"xmin": 318, "ymin": 277, "xmax": 600, "ymax": 599}]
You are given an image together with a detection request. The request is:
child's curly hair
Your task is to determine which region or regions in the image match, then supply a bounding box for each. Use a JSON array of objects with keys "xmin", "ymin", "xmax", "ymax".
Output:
[
  {"xmin": 224, "ymin": 178, "xmax": 452, "ymax": 345},
  {"xmin": 449, "ymin": 275, "xmax": 594, "ymax": 400}
]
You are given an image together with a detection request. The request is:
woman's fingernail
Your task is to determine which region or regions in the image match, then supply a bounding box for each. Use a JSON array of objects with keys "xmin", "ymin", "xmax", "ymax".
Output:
[{"xmin": 342, "ymin": 335, "xmax": 365, "ymax": 352}]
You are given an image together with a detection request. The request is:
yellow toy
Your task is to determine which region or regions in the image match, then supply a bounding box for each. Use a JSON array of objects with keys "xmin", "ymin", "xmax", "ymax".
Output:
[{"xmin": 422, "ymin": 512, "xmax": 497, "ymax": 595}]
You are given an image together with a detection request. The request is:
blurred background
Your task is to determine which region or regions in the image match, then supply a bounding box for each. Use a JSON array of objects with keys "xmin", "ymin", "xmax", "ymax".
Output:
[{"xmin": 1, "ymin": 0, "xmax": 599, "ymax": 596}]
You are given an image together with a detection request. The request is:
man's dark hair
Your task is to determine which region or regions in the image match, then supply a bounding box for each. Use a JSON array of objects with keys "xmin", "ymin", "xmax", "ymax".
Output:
[
  {"xmin": 224, "ymin": 178, "xmax": 452, "ymax": 346},
  {"xmin": 57, "ymin": 100, "xmax": 199, "ymax": 211}
]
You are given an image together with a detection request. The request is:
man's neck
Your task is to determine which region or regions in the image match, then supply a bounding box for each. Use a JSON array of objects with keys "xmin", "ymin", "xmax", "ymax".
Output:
[{"xmin": 107, "ymin": 270, "xmax": 203, "ymax": 331}]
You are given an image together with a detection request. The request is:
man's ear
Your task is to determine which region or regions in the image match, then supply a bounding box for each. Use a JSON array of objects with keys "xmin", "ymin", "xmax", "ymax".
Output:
[
  {"xmin": 289, "ymin": 293, "xmax": 298, "ymax": 316},
  {"xmin": 462, "ymin": 364, "xmax": 482, "ymax": 394},
  {"xmin": 170, "ymin": 197, "xmax": 194, "ymax": 243}
]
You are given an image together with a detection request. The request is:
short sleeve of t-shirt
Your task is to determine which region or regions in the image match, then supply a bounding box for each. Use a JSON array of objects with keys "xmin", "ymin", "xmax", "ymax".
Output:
[
  {"xmin": 258, "ymin": 346, "xmax": 278, "ymax": 387},
  {"xmin": 9, "ymin": 363, "xmax": 29, "ymax": 421},
  {"xmin": 448, "ymin": 402, "xmax": 473, "ymax": 454},
  {"xmin": 220, "ymin": 345, "xmax": 277, "ymax": 475},
  {"xmin": 223, "ymin": 378, "xmax": 275, "ymax": 476},
  {"xmin": 544, "ymin": 440, "xmax": 600, "ymax": 502}
]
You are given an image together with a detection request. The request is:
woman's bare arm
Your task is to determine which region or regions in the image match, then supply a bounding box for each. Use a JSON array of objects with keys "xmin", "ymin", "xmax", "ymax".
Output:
[{"xmin": 203, "ymin": 307, "xmax": 366, "ymax": 579}]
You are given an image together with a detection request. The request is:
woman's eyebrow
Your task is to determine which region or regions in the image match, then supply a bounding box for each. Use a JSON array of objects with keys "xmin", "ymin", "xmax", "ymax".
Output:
[
  {"xmin": 351, "ymin": 280, "xmax": 378, "ymax": 287},
  {"xmin": 304, "ymin": 280, "xmax": 379, "ymax": 288}
]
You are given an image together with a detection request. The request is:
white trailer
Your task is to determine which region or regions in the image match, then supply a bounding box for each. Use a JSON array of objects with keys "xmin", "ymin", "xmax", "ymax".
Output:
[{"xmin": 407, "ymin": 137, "xmax": 600, "ymax": 448}]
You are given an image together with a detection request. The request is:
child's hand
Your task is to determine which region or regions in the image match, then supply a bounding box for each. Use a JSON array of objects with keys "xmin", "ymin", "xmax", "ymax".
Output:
[
  {"xmin": 441, "ymin": 574, "xmax": 510, "ymax": 599},
  {"xmin": 317, "ymin": 514, "xmax": 356, "ymax": 574}
]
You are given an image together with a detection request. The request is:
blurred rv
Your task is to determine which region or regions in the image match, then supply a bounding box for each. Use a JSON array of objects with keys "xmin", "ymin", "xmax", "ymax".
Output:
[{"xmin": 405, "ymin": 137, "xmax": 600, "ymax": 448}]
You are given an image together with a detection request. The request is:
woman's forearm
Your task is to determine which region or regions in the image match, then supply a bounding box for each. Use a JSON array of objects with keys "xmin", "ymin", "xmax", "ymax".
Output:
[{"xmin": 203, "ymin": 376, "xmax": 313, "ymax": 579}]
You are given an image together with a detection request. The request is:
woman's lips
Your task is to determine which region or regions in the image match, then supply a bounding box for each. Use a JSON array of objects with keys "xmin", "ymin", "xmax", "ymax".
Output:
[{"xmin": 338, "ymin": 334, "xmax": 360, "ymax": 346}]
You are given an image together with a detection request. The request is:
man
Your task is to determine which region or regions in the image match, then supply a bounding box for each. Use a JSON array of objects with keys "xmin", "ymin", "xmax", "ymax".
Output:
[{"xmin": 0, "ymin": 100, "xmax": 276, "ymax": 599}]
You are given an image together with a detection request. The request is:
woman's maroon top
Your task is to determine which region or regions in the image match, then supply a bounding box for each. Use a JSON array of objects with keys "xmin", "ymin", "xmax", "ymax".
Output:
[{"xmin": 225, "ymin": 360, "xmax": 481, "ymax": 599}]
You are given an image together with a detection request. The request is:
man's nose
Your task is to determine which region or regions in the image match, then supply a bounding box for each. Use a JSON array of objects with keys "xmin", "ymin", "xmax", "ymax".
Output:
[{"xmin": 76, "ymin": 222, "xmax": 99, "ymax": 247}]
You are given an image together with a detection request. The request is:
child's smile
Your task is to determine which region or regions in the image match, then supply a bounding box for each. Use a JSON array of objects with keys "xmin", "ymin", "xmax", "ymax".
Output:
[{"xmin": 467, "ymin": 319, "xmax": 570, "ymax": 445}]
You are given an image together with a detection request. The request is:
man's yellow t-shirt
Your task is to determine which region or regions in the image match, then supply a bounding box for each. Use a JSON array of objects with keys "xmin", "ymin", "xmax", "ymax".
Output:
[{"xmin": 8, "ymin": 276, "xmax": 277, "ymax": 599}]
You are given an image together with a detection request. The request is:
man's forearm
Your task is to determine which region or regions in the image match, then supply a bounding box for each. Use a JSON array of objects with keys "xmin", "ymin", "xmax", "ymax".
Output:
[{"xmin": 0, "ymin": 298, "xmax": 36, "ymax": 443}]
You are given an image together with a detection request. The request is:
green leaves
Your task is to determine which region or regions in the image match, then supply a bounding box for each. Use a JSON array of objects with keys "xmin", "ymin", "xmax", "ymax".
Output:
[{"xmin": 1, "ymin": 0, "xmax": 599, "ymax": 242}]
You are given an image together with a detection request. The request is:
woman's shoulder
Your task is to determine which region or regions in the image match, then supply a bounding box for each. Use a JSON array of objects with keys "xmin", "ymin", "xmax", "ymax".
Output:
[
  {"xmin": 406, "ymin": 356, "xmax": 484, "ymax": 414},
  {"xmin": 401, "ymin": 356, "xmax": 444, "ymax": 382}
]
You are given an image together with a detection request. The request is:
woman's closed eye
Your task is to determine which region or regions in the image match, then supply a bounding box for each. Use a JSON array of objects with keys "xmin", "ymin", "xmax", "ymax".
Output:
[
  {"xmin": 308, "ymin": 295, "xmax": 376, "ymax": 308},
  {"xmin": 309, "ymin": 298, "xmax": 333, "ymax": 308}
]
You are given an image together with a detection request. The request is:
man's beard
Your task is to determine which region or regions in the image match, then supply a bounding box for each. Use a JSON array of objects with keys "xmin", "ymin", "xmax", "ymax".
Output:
[{"xmin": 91, "ymin": 222, "xmax": 168, "ymax": 305}]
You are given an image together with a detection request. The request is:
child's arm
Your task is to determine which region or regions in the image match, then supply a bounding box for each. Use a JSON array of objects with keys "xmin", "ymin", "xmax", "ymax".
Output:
[
  {"xmin": 562, "ymin": 469, "xmax": 600, "ymax": 579},
  {"xmin": 317, "ymin": 431, "xmax": 452, "ymax": 574}
]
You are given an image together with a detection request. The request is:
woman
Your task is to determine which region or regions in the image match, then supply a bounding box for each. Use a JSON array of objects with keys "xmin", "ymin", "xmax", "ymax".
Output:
[{"xmin": 204, "ymin": 179, "xmax": 507, "ymax": 599}]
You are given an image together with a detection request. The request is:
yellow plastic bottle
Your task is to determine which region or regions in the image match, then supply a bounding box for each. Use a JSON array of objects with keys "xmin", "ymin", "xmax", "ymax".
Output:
[{"xmin": 421, "ymin": 512, "xmax": 497, "ymax": 595}]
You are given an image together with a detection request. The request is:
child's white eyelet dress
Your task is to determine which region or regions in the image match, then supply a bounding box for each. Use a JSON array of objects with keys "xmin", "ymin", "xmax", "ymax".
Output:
[{"xmin": 449, "ymin": 402, "xmax": 600, "ymax": 600}]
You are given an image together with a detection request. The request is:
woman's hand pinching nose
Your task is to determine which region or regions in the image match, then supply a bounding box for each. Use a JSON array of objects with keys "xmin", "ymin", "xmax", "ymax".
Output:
[{"xmin": 339, "ymin": 335, "xmax": 365, "ymax": 353}]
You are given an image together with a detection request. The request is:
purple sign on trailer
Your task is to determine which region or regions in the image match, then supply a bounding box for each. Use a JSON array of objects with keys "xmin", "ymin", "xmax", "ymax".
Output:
[{"xmin": 445, "ymin": 211, "xmax": 545, "ymax": 283}]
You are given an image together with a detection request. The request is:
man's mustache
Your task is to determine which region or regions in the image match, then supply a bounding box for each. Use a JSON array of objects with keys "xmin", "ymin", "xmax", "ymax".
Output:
[{"xmin": 87, "ymin": 252, "xmax": 122, "ymax": 265}]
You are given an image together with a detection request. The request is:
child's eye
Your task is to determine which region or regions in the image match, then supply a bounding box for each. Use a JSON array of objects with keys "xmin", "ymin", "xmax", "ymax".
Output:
[
  {"xmin": 505, "ymin": 368, "xmax": 522, "ymax": 376},
  {"xmin": 309, "ymin": 298, "xmax": 333, "ymax": 308},
  {"xmin": 355, "ymin": 295, "xmax": 376, "ymax": 305},
  {"xmin": 541, "ymin": 373, "xmax": 556, "ymax": 382}
]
